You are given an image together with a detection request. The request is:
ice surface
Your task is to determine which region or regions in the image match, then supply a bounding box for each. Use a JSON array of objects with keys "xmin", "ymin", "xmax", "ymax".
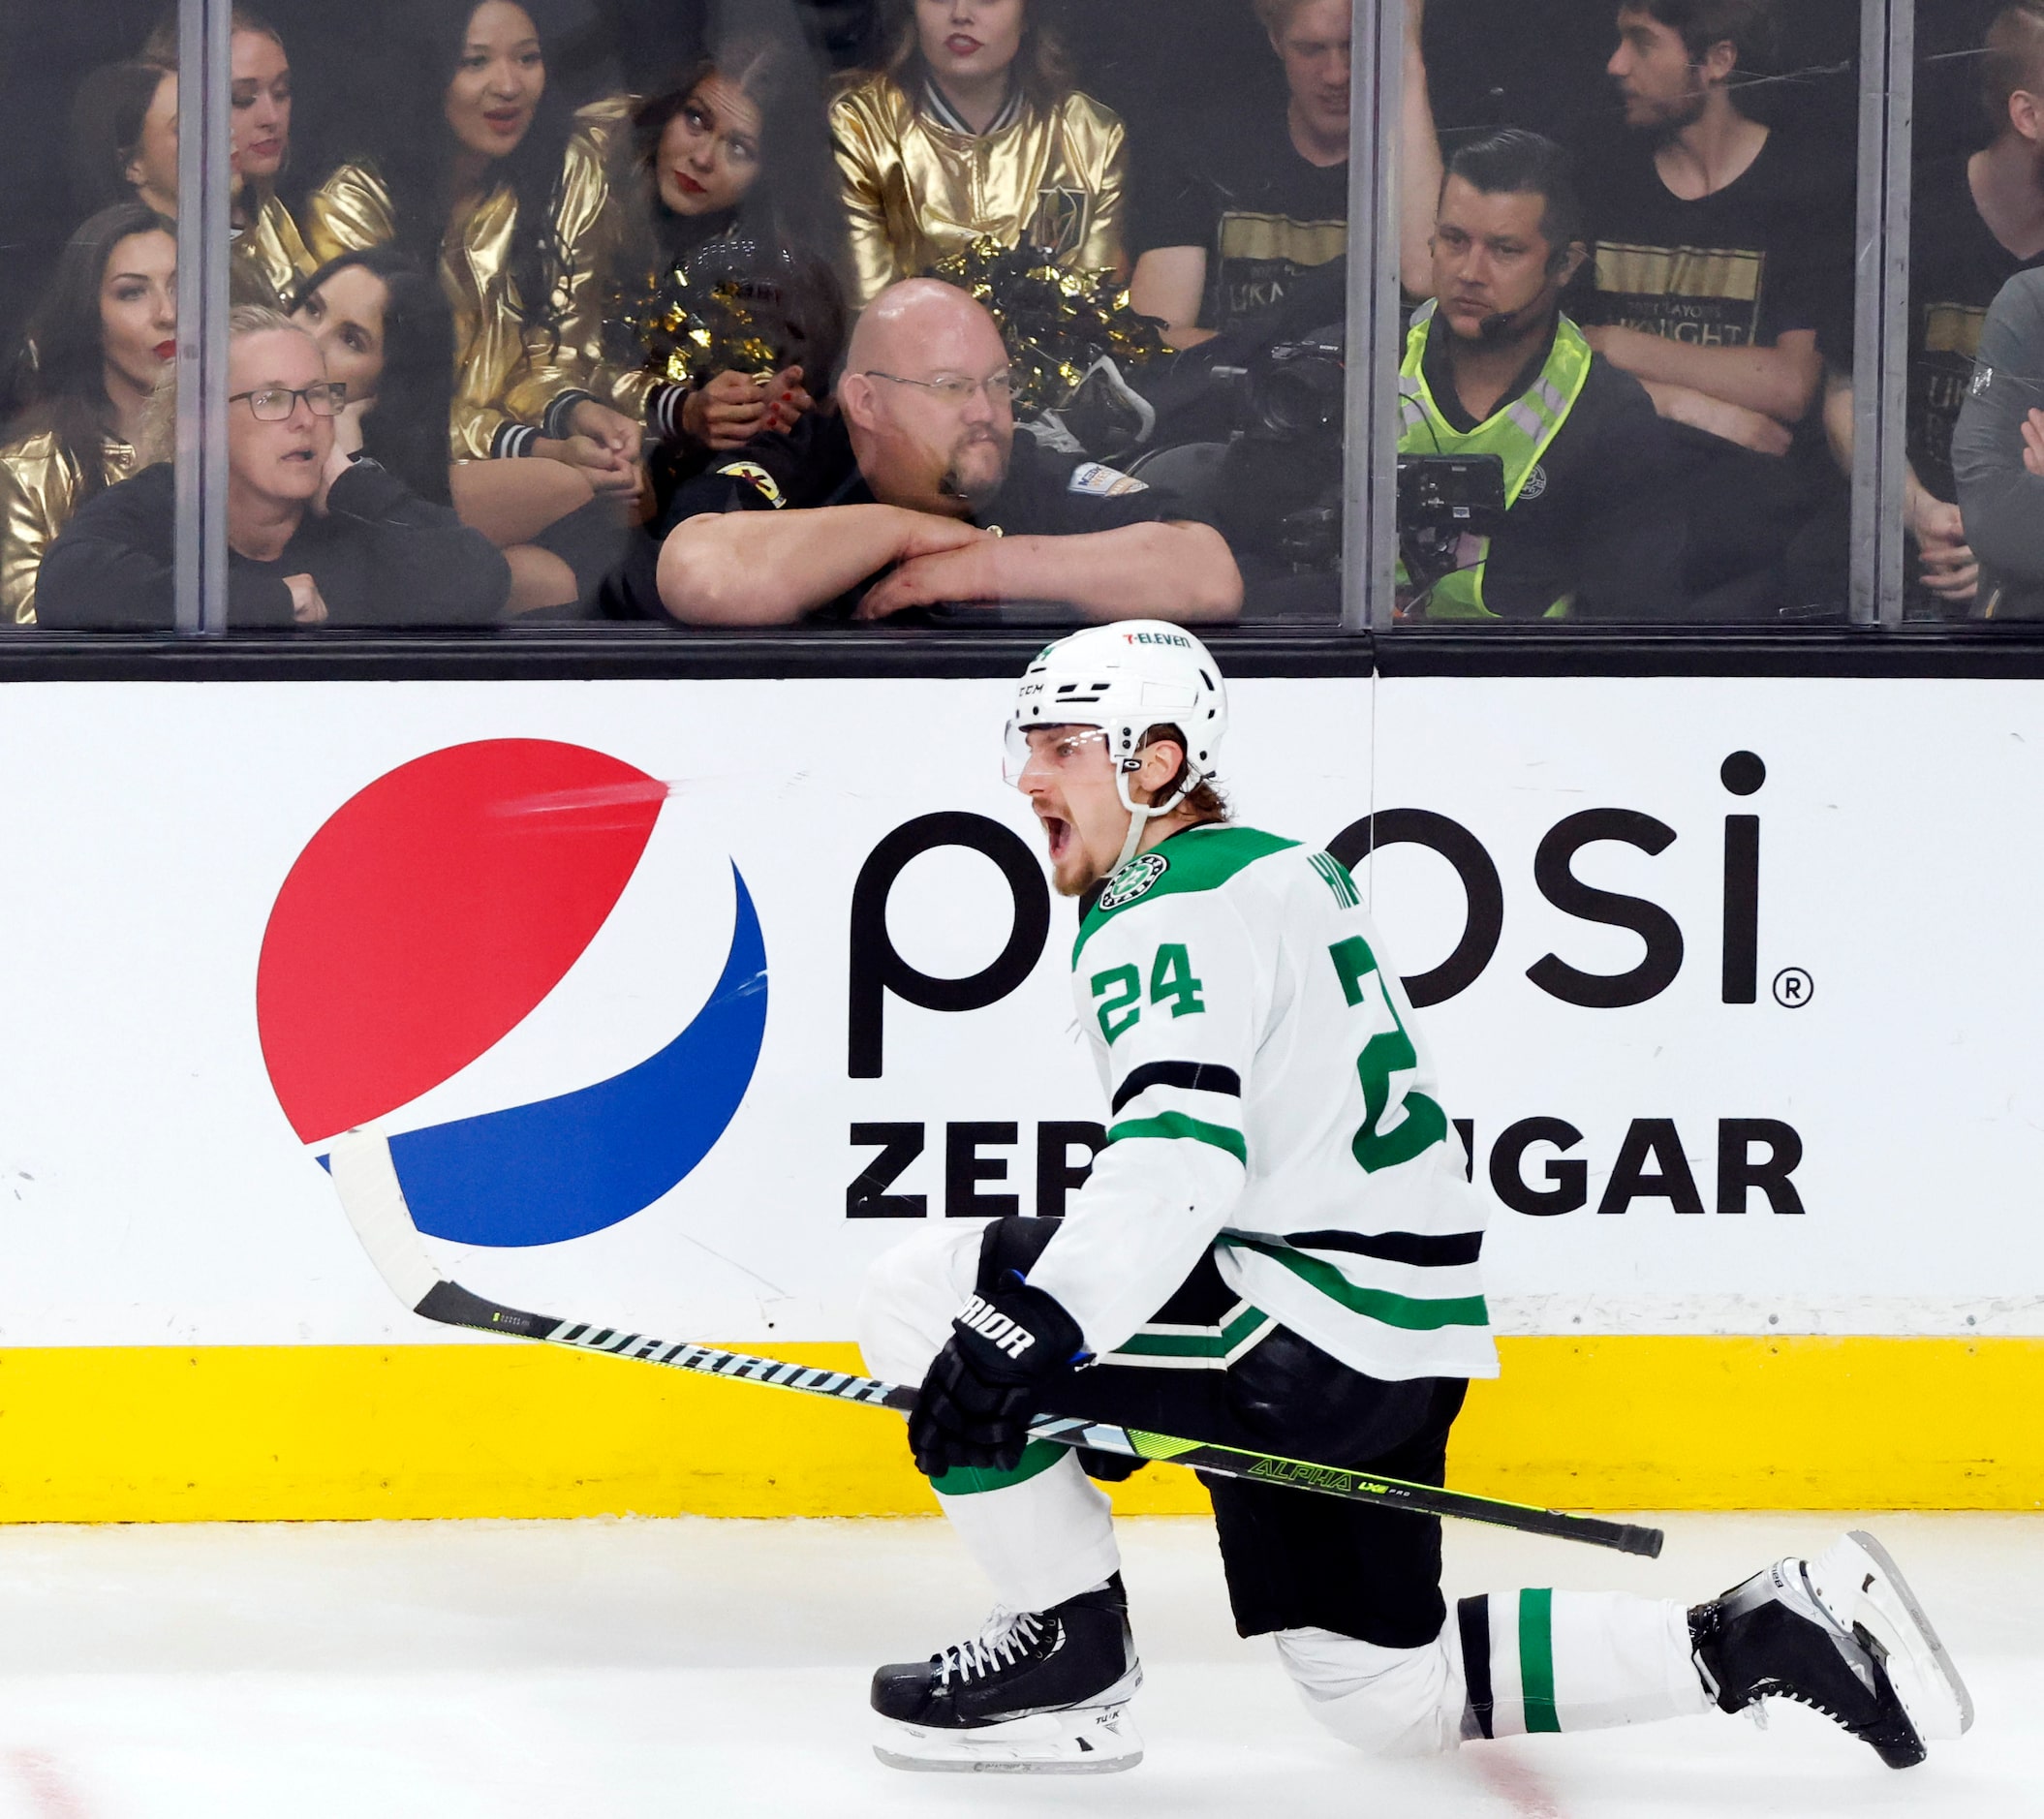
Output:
[{"xmin": 0, "ymin": 1511, "xmax": 2029, "ymax": 1816}]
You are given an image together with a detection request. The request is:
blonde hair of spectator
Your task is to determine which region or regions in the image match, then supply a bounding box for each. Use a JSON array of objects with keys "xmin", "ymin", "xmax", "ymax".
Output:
[
  {"xmin": 884, "ymin": 0, "xmax": 1074, "ymax": 110},
  {"xmin": 1251, "ymin": 0, "xmax": 1320, "ymax": 36},
  {"xmin": 138, "ymin": 305, "xmax": 317, "ymax": 466},
  {"xmin": 1982, "ymin": 1, "xmax": 2044, "ymax": 136}
]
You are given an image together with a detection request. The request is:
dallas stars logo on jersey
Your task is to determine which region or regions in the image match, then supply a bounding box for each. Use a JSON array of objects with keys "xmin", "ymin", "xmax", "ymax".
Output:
[{"xmin": 1098, "ymin": 852, "xmax": 1168, "ymax": 910}]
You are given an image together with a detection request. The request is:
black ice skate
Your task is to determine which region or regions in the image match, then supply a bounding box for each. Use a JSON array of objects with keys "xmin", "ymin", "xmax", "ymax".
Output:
[
  {"xmin": 1690, "ymin": 1529, "xmax": 1973, "ymax": 1769},
  {"xmin": 871, "ymin": 1574, "xmax": 1143, "ymax": 1773}
]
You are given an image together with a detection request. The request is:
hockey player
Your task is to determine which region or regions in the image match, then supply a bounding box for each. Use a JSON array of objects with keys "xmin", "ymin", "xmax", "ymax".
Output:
[{"xmin": 856, "ymin": 621, "xmax": 1973, "ymax": 1773}]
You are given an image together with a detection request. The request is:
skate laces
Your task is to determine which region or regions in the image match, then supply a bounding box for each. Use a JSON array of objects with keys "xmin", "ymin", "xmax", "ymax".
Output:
[{"xmin": 935, "ymin": 1608, "xmax": 1047, "ymax": 1687}]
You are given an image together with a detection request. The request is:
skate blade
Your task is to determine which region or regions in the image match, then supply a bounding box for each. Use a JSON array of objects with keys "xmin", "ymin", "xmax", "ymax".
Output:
[
  {"xmin": 1814, "ymin": 1531, "xmax": 1974, "ymax": 1743},
  {"xmin": 874, "ymin": 1674, "xmax": 1144, "ymax": 1775}
]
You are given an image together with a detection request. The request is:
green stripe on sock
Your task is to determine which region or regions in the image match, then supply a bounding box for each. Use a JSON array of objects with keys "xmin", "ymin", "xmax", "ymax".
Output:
[
  {"xmin": 928, "ymin": 1438, "xmax": 1063, "ymax": 1497},
  {"xmin": 1108, "ymin": 1112, "xmax": 1248, "ymax": 1164},
  {"xmin": 1223, "ymin": 1238, "xmax": 1490, "ymax": 1331},
  {"xmin": 1519, "ymin": 1588, "xmax": 1561, "ymax": 1733}
]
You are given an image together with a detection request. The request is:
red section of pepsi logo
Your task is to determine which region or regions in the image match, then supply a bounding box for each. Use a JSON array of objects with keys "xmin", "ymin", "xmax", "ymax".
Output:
[{"xmin": 258, "ymin": 740, "xmax": 666, "ymax": 1144}]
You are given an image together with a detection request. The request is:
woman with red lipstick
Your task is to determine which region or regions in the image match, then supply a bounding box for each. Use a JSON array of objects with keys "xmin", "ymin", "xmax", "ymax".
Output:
[
  {"xmin": 134, "ymin": 10, "xmax": 318, "ymax": 308},
  {"xmin": 0, "ymin": 203, "xmax": 175, "ymax": 626},
  {"xmin": 511, "ymin": 30, "xmax": 851, "ymax": 458},
  {"xmin": 305, "ymin": 0, "xmax": 643, "ymax": 503},
  {"xmin": 830, "ymin": 0, "xmax": 1129, "ymax": 306}
]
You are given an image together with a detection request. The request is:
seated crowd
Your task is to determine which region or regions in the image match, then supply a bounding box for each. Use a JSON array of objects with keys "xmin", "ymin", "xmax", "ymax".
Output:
[{"xmin": 0, "ymin": 0, "xmax": 2028, "ymax": 629}]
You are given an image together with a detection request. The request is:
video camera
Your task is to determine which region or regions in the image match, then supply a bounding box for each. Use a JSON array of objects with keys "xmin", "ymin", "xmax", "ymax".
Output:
[{"xmin": 1396, "ymin": 453, "xmax": 1507, "ymax": 590}]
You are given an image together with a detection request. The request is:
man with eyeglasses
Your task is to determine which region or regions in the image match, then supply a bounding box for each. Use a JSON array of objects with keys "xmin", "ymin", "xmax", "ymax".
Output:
[
  {"xmin": 646, "ymin": 278, "xmax": 1242, "ymax": 627},
  {"xmin": 41, "ymin": 305, "xmax": 507, "ymax": 629}
]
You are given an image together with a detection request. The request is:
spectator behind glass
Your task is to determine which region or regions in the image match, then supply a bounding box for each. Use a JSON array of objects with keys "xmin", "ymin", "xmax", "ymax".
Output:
[
  {"xmin": 1398, "ymin": 130, "xmax": 1683, "ymax": 622},
  {"xmin": 1130, "ymin": 0, "xmax": 1422, "ymax": 348},
  {"xmin": 509, "ymin": 18, "xmax": 853, "ymax": 460},
  {"xmin": 67, "ymin": 62, "xmax": 178, "ymax": 222},
  {"xmin": 0, "ymin": 204, "xmax": 176, "ymax": 627},
  {"xmin": 651, "ymin": 278, "xmax": 1239, "ymax": 626},
  {"xmin": 38, "ymin": 306, "xmax": 510, "ymax": 630},
  {"xmin": 1827, "ymin": 2, "xmax": 2044, "ymax": 618},
  {"xmin": 1410, "ymin": 0, "xmax": 1850, "ymax": 616},
  {"xmin": 293, "ymin": 247, "xmax": 609, "ymax": 613},
  {"xmin": 306, "ymin": 0, "xmax": 645, "ymax": 501},
  {"xmin": 1952, "ymin": 268, "xmax": 2044, "ymax": 618},
  {"xmin": 831, "ymin": 0, "xmax": 1128, "ymax": 306},
  {"xmin": 140, "ymin": 8, "xmax": 317, "ymax": 300}
]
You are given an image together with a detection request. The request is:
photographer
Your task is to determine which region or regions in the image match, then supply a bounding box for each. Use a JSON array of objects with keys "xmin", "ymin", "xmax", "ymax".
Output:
[{"xmin": 1400, "ymin": 130, "xmax": 1684, "ymax": 621}]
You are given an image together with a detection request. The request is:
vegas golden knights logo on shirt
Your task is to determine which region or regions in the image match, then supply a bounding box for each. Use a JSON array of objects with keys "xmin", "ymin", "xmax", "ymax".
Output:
[
  {"xmin": 1028, "ymin": 188, "xmax": 1090, "ymax": 262},
  {"xmin": 1593, "ymin": 241, "xmax": 1765, "ymax": 347}
]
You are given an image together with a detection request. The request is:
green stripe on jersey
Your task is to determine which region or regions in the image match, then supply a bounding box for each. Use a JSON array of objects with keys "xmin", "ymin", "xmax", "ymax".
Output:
[
  {"xmin": 1520, "ymin": 1588, "xmax": 1561, "ymax": 1732},
  {"xmin": 1223, "ymin": 1237, "xmax": 1489, "ymax": 1331},
  {"xmin": 1075, "ymin": 824, "xmax": 1299, "ymax": 961},
  {"xmin": 1107, "ymin": 1302, "xmax": 1271, "ymax": 1361},
  {"xmin": 1310, "ymin": 849, "xmax": 1360, "ymax": 909},
  {"xmin": 1109, "ymin": 1111, "xmax": 1248, "ymax": 1164}
]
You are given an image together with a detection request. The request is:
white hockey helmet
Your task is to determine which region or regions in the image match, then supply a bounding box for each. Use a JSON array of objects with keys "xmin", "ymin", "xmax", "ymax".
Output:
[{"xmin": 1004, "ymin": 621, "xmax": 1228, "ymax": 872}]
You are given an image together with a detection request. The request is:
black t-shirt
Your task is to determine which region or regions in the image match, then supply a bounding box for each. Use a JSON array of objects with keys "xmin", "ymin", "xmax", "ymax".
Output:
[
  {"xmin": 37, "ymin": 458, "xmax": 510, "ymax": 630},
  {"xmin": 1132, "ymin": 106, "xmax": 1347, "ymax": 335},
  {"xmin": 1576, "ymin": 124, "xmax": 1851, "ymax": 353},
  {"xmin": 623, "ymin": 413, "xmax": 1174, "ymax": 621},
  {"xmin": 1906, "ymin": 154, "xmax": 2044, "ymax": 505},
  {"xmin": 1409, "ymin": 311, "xmax": 1686, "ymax": 620}
]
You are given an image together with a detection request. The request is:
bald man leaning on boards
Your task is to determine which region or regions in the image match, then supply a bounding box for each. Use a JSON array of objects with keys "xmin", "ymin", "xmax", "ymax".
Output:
[{"xmin": 646, "ymin": 280, "xmax": 1243, "ymax": 627}]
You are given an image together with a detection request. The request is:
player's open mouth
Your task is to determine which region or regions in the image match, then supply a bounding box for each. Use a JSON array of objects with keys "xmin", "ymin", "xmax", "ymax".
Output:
[{"xmin": 1041, "ymin": 815, "xmax": 1071, "ymax": 860}]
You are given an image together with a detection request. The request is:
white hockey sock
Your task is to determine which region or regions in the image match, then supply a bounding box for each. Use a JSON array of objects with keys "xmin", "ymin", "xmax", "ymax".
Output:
[
  {"xmin": 934, "ymin": 1450, "xmax": 1122, "ymax": 1615},
  {"xmin": 1458, "ymin": 1590, "xmax": 1712, "ymax": 1738}
]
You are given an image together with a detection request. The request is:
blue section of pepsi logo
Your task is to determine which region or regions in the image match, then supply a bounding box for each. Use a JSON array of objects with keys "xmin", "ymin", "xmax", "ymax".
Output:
[{"xmin": 378, "ymin": 864, "xmax": 767, "ymax": 1247}]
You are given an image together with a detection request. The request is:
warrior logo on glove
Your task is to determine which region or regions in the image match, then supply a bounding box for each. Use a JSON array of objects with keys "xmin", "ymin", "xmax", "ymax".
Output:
[{"xmin": 957, "ymin": 1294, "xmax": 1040, "ymax": 1361}]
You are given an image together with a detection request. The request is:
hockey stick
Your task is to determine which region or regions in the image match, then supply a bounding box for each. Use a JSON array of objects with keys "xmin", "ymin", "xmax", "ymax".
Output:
[{"xmin": 327, "ymin": 1130, "xmax": 1662, "ymax": 1559}]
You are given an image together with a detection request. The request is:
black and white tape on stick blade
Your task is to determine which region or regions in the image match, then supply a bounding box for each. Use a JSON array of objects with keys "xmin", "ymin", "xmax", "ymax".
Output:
[{"xmin": 326, "ymin": 1129, "xmax": 1663, "ymax": 1559}]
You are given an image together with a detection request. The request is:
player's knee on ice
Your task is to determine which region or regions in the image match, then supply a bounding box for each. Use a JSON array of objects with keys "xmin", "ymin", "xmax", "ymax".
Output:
[
  {"xmin": 856, "ymin": 1222, "xmax": 982, "ymax": 1383},
  {"xmin": 1276, "ymin": 1626, "xmax": 1466, "ymax": 1757}
]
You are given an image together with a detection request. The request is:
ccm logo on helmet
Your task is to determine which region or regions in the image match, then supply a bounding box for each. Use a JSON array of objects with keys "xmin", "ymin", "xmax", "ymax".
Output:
[{"xmin": 958, "ymin": 1294, "xmax": 1037, "ymax": 1360}]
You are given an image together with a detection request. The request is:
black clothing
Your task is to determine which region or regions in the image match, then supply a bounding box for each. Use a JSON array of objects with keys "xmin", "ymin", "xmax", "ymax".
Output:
[
  {"xmin": 1411, "ymin": 312, "xmax": 1688, "ymax": 621},
  {"xmin": 614, "ymin": 413, "xmax": 1175, "ymax": 621},
  {"xmin": 1576, "ymin": 124, "xmax": 1850, "ymax": 351},
  {"xmin": 1131, "ymin": 105, "xmax": 1347, "ymax": 336},
  {"xmin": 1953, "ymin": 268, "xmax": 2044, "ymax": 618},
  {"xmin": 976, "ymin": 1216, "xmax": 1467, "ymax": 1649},
  {"xmin": 1575, "ymin": 125, "xmax": 1853, "ymax": 611},
  {"xmin": 37, "ymin": 458, "xmax": 510, "ymax": 630},
  {"xmin": 1906, "ymin": 155, "xmax": 2044, "ymax": 508}
]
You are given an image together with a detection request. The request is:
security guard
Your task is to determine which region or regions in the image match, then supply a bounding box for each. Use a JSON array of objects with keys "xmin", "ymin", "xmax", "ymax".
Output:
[{"xmin": 1400, "ymin": 130, "xmax": 1685, "ymax": 622}]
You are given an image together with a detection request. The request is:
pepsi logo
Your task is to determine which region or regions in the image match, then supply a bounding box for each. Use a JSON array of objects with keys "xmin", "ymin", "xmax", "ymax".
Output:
[{"xmin": 257, "ymin": 739, "xmax": 767, "ymax": 1247}]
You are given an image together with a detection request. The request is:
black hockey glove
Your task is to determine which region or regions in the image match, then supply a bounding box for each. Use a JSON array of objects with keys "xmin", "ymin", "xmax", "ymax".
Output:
[{"xmin": 909, "ymin": 1283, "xmax": 1086, "ymax": 1478}]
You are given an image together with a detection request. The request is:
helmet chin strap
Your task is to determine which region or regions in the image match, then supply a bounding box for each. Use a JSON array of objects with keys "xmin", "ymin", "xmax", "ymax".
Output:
[{"xmin": 1108, "ymin": 761, "xmax": 1196, "ymax": 875}]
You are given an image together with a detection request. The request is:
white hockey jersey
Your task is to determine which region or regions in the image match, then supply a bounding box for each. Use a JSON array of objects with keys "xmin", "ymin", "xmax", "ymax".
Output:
[{"xmin": 1027, "ymin": 822, "xmax": 1500, "ymax": 1383}]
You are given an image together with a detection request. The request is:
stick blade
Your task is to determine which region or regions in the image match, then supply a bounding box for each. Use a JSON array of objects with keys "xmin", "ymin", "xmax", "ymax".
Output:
[{"xmin": 327, "ymin": 1127, "xmax": 443, "ymax": 1311}]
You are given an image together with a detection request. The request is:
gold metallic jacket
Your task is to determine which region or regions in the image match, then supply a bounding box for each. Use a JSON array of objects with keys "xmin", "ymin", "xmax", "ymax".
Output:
[
  {"xmin": 232, "ymin": 190, "xmax": 317, "ymax": 308},
  {"xmin": 0, "ymin": 429, "xmax": 135, "ymax": 626},
  {"xmin": 305, "ymin": 102, "xmax": 622, "ymax": 461},
  {"xmin": 497, "ymin": 99, "xmax": 662, "ymax": 431},
  {"xmin": 830, "ymin": 73, "xmax": 1127, "ymax": 307}
]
